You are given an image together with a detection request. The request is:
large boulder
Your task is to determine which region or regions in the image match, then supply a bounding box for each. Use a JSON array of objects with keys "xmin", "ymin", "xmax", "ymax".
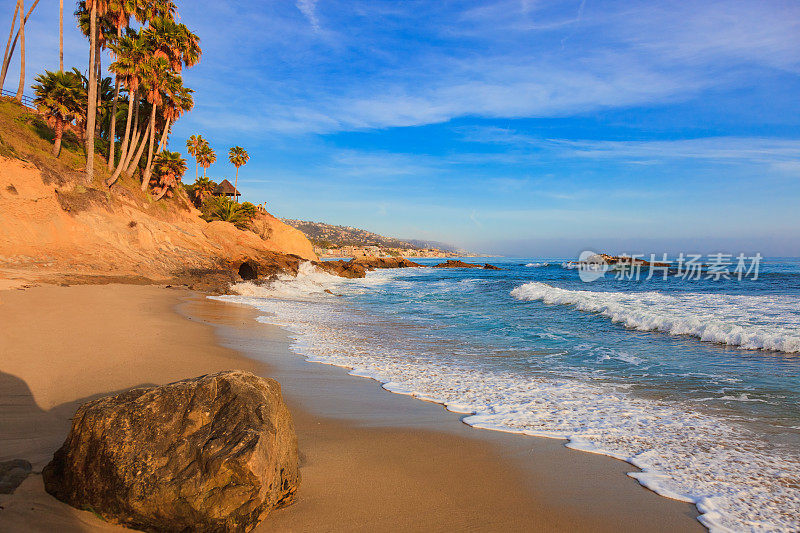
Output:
[{"xmin": 43, "ymin": 371, "xmax": 299, "ymax": 532}]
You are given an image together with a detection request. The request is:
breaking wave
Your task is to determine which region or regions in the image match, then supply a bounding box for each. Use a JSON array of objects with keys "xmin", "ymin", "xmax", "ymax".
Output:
[{"xmin": 511, "ymin": 282, "xmax": 800, "ymax": 353}]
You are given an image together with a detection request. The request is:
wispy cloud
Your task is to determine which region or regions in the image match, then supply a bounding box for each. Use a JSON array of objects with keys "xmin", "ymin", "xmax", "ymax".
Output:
[
  {"xmin": 462, "ymin": 127, "xmax": 800, "ymax": 167},
  {"xmin": 296, "ymin": 0, "xmax": 321, "ymax": 31}
]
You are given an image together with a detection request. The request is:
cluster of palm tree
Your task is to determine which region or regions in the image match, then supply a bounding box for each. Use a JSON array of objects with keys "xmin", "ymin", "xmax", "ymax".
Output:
[
  {"xmin": 15, "ymin": 1, "xmax": 199, "ymax": 201},
  {"xmin": 94, "ymin": 0, "xmax": 200, "ymax": 190},
  {"xmin": 185, "ymin": 135, "xmax": 250, "ymax": 203},
  {"xmin": 186, "ymin": 134, "xmax": 215, "ymax": 180}
]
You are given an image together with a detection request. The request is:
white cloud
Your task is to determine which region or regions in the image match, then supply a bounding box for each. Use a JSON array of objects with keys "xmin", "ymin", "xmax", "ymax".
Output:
[
  {"xmin": 462, "ymin": 127, "xmax": 800, "ymax": 167},
  {"xmin": 296, "ymin": 0, "xmax": 321, "ymax": 32}
]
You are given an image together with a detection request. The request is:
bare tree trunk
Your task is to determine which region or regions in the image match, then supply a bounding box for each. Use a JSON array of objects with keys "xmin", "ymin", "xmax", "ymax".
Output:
[
  {"xmin": 1, "ymin": 0, "xmax": 39, "ymax": 91},
  {"xmin": 85, "ymin": 1, "xmax": 98, "ymax": 180},
  {"xmin": 1, "ymin": 1, "xmax": 19, "ymax": 90},
  {"xmin": 234, "ymin": 167, "xmax": 239, "ymax": 203},
  {"xmin": 119, "ymin": 100, "xmax": 141, "ymax": 172},
  {"xmin": 14, "ymin": 0, "xmax": 24, "ymax": 101},
  {"xmin": 141, "ymin": 103, "xmax": 157, "ymax": 190},
  {"xmin": 117, "ymin": 123, "xmax": 144, "ymax": 176},
  {"xmin": 126, "ymin": 120, "xmax": 151, "ymax": 178},
  {"xmin": 107, "ymin": 89, "xmax": 135, "ymax": 186},
  {"xmin": 53, "ymin": 116, "xmax": 64, "ymax": 156},
  {"xmin": 95, "ymin": 46, "xmax": 102, "ymax": 138},
  {"xmin": 107, "ymin": 27, "xmax": 122, "ymax": 170},
  {"xmin": 156, "ymin": 117, "xmax": 170, "ymax": 154},
  {"xmin": 58, "ymin": 0, "xmax": 63, "ymax": 71}
]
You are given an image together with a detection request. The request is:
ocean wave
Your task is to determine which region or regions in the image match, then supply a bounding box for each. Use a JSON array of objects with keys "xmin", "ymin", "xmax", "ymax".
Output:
[
  {"xmin": 510, "ymin": 282, "xmax": 800, "ymax": 353},
  {"xmin": 525, "ymin": 262, "xmax": 549, "ymax": 267},
  {"xmin": 231, "ymin": 261, "xmax": 345, "ymax": 300},
  {"xmin": 214, "ymin": 288, "xmax": 800, "ymax": 532},
  {"xmin": 215, "ymin": 267, "xmax": 800, "ymax": 532}
]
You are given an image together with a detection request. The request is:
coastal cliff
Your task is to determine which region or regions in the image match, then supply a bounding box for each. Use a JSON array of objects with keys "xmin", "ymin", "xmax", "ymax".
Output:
[{"xmin": 0, "ymin": 153, "xmax": 316, "ymax": 286}]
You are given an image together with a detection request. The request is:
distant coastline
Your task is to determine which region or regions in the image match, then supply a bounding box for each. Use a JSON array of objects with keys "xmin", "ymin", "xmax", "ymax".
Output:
[{"xmin": 282, "ymin": 218, "xmax": 483, "ymax": 259}]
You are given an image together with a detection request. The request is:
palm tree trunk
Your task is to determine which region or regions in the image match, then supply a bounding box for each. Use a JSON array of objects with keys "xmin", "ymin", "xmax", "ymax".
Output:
[
  {"xmin": 85, "ymin": 1, "xmax": 98, "ymax": 180},
  {"xmin": 126, "ymin": 120, "xmax": 151, "ymax": 178},
  {"xmin": 117, "ymin": 123, "xmax": 143, "ymax": 179},
  {"xmin": 156, "ymin": 117, "xmax": 170, "ymax": 154},
  {"xmin": 95, "ymin": 46, "xmax": 102, "ymax": 138},
  {"xmin": 0, "ymin": 1, "xmax": 19, "ymax": 90},
  {"xmin": 120, "ymin": 101, "xmax": 141, "ymax": 172},
  {"xmin": 107, "ymin": 26, "xmax": 122, "ymax": 170},
  {"xmin": 14, "ymin": 0, "xmax": 24, "ymax": 101},
  {"xmin": 1, "ymin": 0, "xmax": 39, "ymax": 91},
  {"xmin": 53, "ymin": 116, "xmax": 64, "ymax": 157},
  {"xmin": 141, "ymin": 103, "xmax": 158, "ymax": 190},
  {"xmin": 107, "ymin": 89, "xmax": 135, "ymax": 185},
  {"xmin": 58, "ymin": 0, "xmax": 63, "ymax": 71},
  {"xmin": 234, "ymin": 167, "xmax": 239, "ymax": 203},
  {"xmin": 195, "ymin": 158, "xmax": 198, "ymax": 180}
]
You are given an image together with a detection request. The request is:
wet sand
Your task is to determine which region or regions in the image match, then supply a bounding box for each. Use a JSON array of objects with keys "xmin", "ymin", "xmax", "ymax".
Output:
[{"xmin": 0, "ymin": 284, "xmax": 703, "ymax": 531}]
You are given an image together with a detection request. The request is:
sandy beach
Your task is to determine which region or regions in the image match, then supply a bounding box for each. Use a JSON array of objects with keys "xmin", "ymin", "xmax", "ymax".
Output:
[{"xmin": 0, "ymin": 284, "xmax": 703, "ymax": 531}]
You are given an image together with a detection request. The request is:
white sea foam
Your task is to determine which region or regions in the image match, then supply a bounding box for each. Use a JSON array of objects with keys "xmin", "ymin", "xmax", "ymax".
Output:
[
  {"xmin": 525, "ymin": 262, "xmax": 549, "ymax": 267},
  {"xmin": 511, "ymin": 282, "xmax": 800, "ymax": 353},
  {"xmin": 214, "ymin": 268, "xmax": 800, "ymax": 532}
]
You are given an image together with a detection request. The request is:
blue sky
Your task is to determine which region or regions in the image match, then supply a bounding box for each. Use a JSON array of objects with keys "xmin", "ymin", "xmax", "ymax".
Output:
[{"xmin": 4, "ymin": 0, "xmax": 800, "ymax": 255}]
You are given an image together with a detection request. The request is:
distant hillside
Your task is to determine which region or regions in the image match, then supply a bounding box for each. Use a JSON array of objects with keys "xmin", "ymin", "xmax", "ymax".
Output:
[
  {"xmin": 281, "ymin": 219, "xmax": 420, "ymax": 249},
  {"xmin": 283, "ymin": 219, "xmax": 455, "ymax": 251},
  {"xmin": 402, "ymin": 239, "xmax": 461, "ymax": 253}
]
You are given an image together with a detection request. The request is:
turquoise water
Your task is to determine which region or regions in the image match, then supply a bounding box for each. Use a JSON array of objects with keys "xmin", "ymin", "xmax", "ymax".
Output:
[{"xmin": 219, "ymin": 257, "xmax": 800, "ymax": 532}]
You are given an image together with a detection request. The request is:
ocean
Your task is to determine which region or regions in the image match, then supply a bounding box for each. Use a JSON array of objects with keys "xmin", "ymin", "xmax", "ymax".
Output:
[{"xmin": 216, "ymin": 257, "xmax": 800, "ymax": 532}]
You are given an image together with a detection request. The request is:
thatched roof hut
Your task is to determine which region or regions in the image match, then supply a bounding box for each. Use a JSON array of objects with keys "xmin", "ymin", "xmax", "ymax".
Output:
[{"xmin": 213, "ymin": 179, "xmax": 240, "ymax": 198}]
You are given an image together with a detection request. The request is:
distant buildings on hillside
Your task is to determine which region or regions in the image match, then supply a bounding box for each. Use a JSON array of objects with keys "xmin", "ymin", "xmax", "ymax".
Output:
[{"xmin": 315, "ymin": 245, "xmax": 471, "ymax": 259}]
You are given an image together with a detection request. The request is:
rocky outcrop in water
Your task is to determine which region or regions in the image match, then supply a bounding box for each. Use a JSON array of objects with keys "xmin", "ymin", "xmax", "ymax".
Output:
[
  {"xmin": 316, "ymin": 259, "xmax": 368, "ymax": 279},
  {"xmin": 433, "ymin": 260, "xmax": 502, "ymax": 270},
  {"xmin": 43, "ymin": 371, "xmax": 299, "ymax": 533},
  {"xmin": 352, "ymin": 257, "xmax": 423, "ymax": 269}
]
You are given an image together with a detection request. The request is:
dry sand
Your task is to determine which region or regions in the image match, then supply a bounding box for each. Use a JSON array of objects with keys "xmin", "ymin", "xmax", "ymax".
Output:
[{"xmin": 0, "ymin": 284, "xmax": 704, "ymax": 531}]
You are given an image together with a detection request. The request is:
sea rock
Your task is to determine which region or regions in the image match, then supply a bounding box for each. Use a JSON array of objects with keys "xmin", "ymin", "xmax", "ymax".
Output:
[
  {"xmin": 352, "ymin": 257, "xmax": 423, "ymax": 269},
  {"xmin": 43, "ymin": 371, "xmax": 300, "ymax": 533},
  {"xmin": 433, "ymin": 260, "xmax": 502, "ymax": 270},
  {"xmin": 317, "ymin": 259, "xmax": 368, "ymax": 278}
]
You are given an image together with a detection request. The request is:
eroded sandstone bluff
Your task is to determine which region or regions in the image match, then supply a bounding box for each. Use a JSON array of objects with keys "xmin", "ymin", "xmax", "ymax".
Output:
[{"xmin": 43, "ymin": 371, "xmax": 299, "ymax": 533}]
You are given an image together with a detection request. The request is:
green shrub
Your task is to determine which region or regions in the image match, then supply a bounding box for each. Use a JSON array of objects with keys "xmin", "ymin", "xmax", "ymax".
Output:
[{"xmin": 200, "ymin": 196, "xmax": 256, "ymax": 229}]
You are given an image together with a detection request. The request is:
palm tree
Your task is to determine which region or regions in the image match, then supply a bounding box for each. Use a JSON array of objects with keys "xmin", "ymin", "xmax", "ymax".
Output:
[
  {"xmin": 139, "ymin": 55, "xmax": 173, "ymax": 190},
  {"xmin": 107, "ymin": 29, "xmax": 145, "ymax": 185},
  {"xmin": 187, "ymin": 175, "xmax": 216, "ymax": 207},
  {"xmin": 83, "ymin": 0, "xmax": 102, "ymax": 180},
  {"xmin": 200, "ymin": 196, "xmax": 255, "ymax": 229},
  {"xmin": 104, "ymin": 0, "xmax": 135, "ymax": 170},
  {"xmin": 185, "ymin": 134, "xmax": 205, "ymax": 180},
  {"xmin": 156, "ymin": 78, "xmax": 193, "ymax": 154},
  {"xmin": 149, "ymin": 149, "xmax": 186, "ymax": 200},
  {"xmin": 228, "ymin": 146, "xmax": 249, "ymax": 203},
  {"xmin": 144, "ymin": 16, "xmax": 200, "ymax": 73},
  {"xmin": 31, "ymin": 70, "xmax": 85, "ymax": 156},
  {"xmin": 196, "ymin": 144, "xmax": 216, "ymax": 178},
  {"xmin": 77, "ymin": 2, "xmax": 116, "ymax": 139}
]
